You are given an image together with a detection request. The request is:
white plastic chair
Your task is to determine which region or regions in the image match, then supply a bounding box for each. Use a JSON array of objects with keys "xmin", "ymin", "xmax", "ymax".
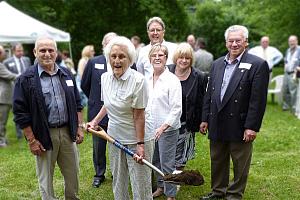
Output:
[{"xmin": 268, "ymin": 75, "xmax": 284, "ymax": 103}]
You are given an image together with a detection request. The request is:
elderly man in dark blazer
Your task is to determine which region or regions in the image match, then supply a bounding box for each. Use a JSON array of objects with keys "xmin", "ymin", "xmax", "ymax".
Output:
[
  {"xmin": 200, "ymin": 25, "xmax": 269, "ymax": 200},
  {"xmin": 3, "ymin": 43, "xmax": 31, "ymax": 139}
]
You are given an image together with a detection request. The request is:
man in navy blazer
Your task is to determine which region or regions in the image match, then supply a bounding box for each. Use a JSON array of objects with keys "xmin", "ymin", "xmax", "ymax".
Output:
[
  {"xmin": 81, "ymin": 32, "xmax": 117, "ymax": 187},
  {"xmin": 200, "ymin": 25, "xmax": 269, "ymax": 200}
]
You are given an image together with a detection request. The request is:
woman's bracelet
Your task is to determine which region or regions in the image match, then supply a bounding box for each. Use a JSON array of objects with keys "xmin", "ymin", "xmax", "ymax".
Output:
[
  {"xmin": 137, "ymin": 141, "xmax": 145, "ymax": 145},
  {"xmin": 28, "ymin": 138, "xmax": 36, "ymax": 145}
]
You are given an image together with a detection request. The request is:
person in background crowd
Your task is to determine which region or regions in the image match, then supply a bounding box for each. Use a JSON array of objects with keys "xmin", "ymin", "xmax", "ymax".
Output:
[
  {"xmin": 194, "ymin": 37, "xmax": 214, "ymax": 76},
  {"xmin": 249, "ymin": 36, "xmax": 283, "ymax": 80},
  {"xmin": 137, "ymin": 16, "xmax": 177, "ymax": 79},
  {"xmin": 13, "ymin": 36, "xmax": 84, "ymax": 200},
  {"xmin": 86, "ymin": 36, "xmax": 153, "ymax": 200},
  {"xmin": 282, "ymin": 35, "xmax": 300, "ymax": 113},
  {"xmin": 131, "ymin": 35, "xmax": 143, "ymax": 61},
  {"xmin": 62, "ymin": 50, "xmax": 76, "ymax": 75},
  {"xmin": 0, "ymin": 45, "xmax": 18, "ymax": 147},
  {"xmin": 76, "ymin": 44, "xmax": 95, "ymax": 107},
  {"xmin": 81, "ymin": 32, "xmax": 116, "ymax": 188},
  {"xmin": 186, "ymin": 34, "xmax": 197, "ymax": 51},
  {"xmin": 200, "ymin": 25, "xmax": 269, "ymax": 200},
  {"xmin": 147, "ymin": 44, "xmax": 182, "ymax": 200},
  {"xmin": 168, "ymin": 43, "xmax": 207, "ymax": 171},
  {"xmin": 3, "ymin": 43, "xmax": 31, "ymax": 139}
]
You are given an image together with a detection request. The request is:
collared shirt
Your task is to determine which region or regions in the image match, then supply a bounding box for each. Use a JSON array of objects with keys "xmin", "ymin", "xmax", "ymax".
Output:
[
  {"xmin": 13, "ymin": 55, "xmax": 24, "ymax": 74},
  {"xmin": 136, "ymin": 40, "xmax": 177, "ymax": 79},
  {"xmin": 248, "ymin": 46, "xmax": 283, "ymax": 69},
  {"xmin": 284, "ymin": 46, "xmax": 300, "ymax": 73},
  {"xmin": 38, "ymin": 64, "xmax": 68, "ymax": 126},
  {"xmin": 101, "ymin": 68, "xmax": 149, "ymax": 144},
  {"xmin": 221, "ymin": 52, "xmax": 244, "ymax": 101},
  {"xmin": 145, "ymin": 67, "xmax": 182, "ymax": 134}
]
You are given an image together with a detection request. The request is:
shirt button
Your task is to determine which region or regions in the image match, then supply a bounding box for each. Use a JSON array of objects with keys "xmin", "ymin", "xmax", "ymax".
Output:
[
  {"xmin": 230, "ymin": 113, "xmax": 233, "ymax": 116},
  {"xmin": 234, "ymin": 99, "xmax": 238, "ymax": 103}
]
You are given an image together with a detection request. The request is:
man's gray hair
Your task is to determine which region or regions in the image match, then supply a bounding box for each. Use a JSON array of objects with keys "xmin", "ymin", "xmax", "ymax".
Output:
[
  {"xmin": 104, "ymin": 36, "xmax": 136, "ymax": 66},
  {"xmin": 102, "ymin": 32, "xmax": 118, "ymax": 48},
  {"xmin": 34, "ymin": 35, "xmax": 57, "ymax": 50},
  {"xmin": 146, "ymin": 16, "xmax": 165, "ymax": 31},
  {"xmin": 224, "ymin": 25, "xmax": 248, "ymax": 41}
]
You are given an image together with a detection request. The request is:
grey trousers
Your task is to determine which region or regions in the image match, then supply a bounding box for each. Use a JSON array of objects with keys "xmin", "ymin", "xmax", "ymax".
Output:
[
  {"xmin": 282, "ymin": 73, "xmax": 297, "ymax": 112},
  {"xmin": 210, "ymin": 140, "xmax": 253, "ymax": 200},
  {"xmin": 0, "ymin": 104, "xmax": 10, "ymax": 145},
  {"xmin": 36, "ymin": 126, "xmax": 79, "ymax": 200},
  {"xmin": 153, "ymin": 129, "xmax": 179, "ymax": 198},
  {"xmin": 108, "ymin": 139, "xmax": 154, "ymax": 200}
]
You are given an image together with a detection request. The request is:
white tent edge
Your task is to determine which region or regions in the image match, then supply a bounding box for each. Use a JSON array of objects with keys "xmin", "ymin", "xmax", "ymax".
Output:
[{"xmin": 0, "ymin": 1, "xmax": 71, "ymax": 43}]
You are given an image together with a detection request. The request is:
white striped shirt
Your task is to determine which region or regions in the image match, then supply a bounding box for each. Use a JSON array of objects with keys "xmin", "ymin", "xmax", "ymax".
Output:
[
  {"xmin": 145, "ymin": 67, "xmax": 182, "ymax": 135},
  {"xmin": 101, "ymin": 68, "xmax": 151, "ymax": 144}
]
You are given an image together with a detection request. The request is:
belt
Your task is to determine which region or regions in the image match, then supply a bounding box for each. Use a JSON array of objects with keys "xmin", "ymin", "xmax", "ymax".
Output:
[
  {"xmin": 286, "ymin": 71, "xmax": 294, "ymax": 75},
  {"xmin": 49, "ymin": 123, "xmax": 67, "ymax": 128}
]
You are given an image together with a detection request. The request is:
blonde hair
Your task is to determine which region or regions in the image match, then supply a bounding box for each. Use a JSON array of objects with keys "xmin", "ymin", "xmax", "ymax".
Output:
[
  {"xmin": 173, "ymin": 42, "xmax": 194, "ymax": 66},
  {"xmin": 81, "ymin": 45, "xmax": 94, "ymax": 58},
  {"xmin": 148, "ymin": 43, "xmax": 168, "ymax": 60}
]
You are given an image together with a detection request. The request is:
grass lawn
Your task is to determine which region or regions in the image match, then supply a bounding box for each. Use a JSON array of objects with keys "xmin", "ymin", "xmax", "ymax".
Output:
[{"xmin": 1, "ymin": 68, "xmax": 299, "ymax": 199}]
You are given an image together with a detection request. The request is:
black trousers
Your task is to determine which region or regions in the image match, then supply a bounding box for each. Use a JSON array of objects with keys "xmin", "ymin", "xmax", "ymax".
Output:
[{"xmin": 92, "ymin": 125, "xmax": 107, "ymax": 179}]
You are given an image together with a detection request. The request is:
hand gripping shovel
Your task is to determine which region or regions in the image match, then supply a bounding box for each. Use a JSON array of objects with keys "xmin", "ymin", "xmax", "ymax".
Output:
[{"xmin": 81, "ymin": 124, "xmax": 204, "ymax": 186}]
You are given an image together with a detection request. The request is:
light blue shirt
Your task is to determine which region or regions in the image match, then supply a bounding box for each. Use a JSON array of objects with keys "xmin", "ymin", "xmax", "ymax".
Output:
[
  {"xmin": 38, "ymin": 64, "xmax": 68, "ymax": 126},
  {"xmin": 221, "ymin": 52, "xmax": 244, "ymax": 101}
]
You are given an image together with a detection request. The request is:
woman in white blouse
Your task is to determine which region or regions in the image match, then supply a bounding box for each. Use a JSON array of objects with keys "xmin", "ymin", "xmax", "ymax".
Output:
[{"xmin": 147, "ymin": 44, "xmax": 182, "ymax": 200}]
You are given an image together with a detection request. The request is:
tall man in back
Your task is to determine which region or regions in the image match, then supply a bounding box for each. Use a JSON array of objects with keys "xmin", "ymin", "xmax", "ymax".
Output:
[
  {"xmin": 200, "ymin": 25, "xmax": 269, "ymax": 200},
  {"xmin": 136, "ymin": 16, "xmax": 177, "ymax": 79},
  {"xmin": 13, "ymin": 36, "xmax": 84, "ymax": 199},
  {"xmin": 4, "ymin": 43, "xmax": 31, "ymax": 139}
]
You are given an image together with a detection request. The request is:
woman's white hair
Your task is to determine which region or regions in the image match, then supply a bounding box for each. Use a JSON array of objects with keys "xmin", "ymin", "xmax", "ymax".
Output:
[
  {"xmin": 104, "ymin": 36, "xmax": 136, "ymax": 66},
  {"xmin": 224, "ymin": 25, "xmax": 248, "ymax": 41}
]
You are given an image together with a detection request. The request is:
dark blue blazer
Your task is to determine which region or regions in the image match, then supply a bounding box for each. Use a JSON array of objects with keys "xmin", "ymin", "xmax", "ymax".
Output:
[
  {"xmin": 13, "ymin": 64, "xmax": 82, "ymax": 150},
  {"xmin": 81, "ymin": 55, "xmax": 109, "ymax": 125},
  {"xmin": 202, "ymin": 51, "xmax": 269, "ymax": 141}
]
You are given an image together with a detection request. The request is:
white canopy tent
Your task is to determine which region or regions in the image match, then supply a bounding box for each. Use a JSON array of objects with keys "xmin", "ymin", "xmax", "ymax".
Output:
[{"xmin": 0, "ymin": 1, "xmax": 72, "ymax": 57}]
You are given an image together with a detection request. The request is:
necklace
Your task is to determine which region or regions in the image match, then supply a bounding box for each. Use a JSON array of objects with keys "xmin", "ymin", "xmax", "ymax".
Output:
[{"xmin": 175, "ymin": 67, "xmax": 191, "ymax": 77}]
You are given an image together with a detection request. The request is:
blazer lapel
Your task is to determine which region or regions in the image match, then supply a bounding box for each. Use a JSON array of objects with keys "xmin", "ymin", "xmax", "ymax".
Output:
[
  {"xmin": 219, "ymin": 55, "xmax": 248, "ymax": 111},
  {"xmin": 214, "ymin": 60, "xmax": 226, "ymax": 110}
]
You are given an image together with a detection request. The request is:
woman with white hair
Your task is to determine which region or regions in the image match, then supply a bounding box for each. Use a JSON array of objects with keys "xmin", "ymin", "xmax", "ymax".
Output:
[{"xmin": 87, "ymin": 36, "xmax": 153, "ymax": 200}]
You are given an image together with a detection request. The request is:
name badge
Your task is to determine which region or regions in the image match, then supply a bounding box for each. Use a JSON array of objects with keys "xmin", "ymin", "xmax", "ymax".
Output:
[
  {"xmin": 8, "ymin": 62, "xmax": 15, "ymax": 67},
  {"xmin": 66, "ymin": 80, "xmax": 74, "ymax": 86},
  {"xmin": 95, "ymin": 63, "xmax": 104, "ymax": 69},
  {"xmin": 239, "ymin": 63, "xmax": 252, "ymax": 70}
]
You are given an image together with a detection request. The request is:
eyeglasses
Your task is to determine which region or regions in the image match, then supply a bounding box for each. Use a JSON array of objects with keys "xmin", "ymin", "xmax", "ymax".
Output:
[
  {"xmin": 148, "ymin": 28, "xmax": 163, "ymax": 33},
  {"xmin": 39, "ymin": 49, "xmax": 55, "ymax": 54},
  {"xmin": 150, "ymin": 54, "xmax": 166, "ymax": 58},
  {"xmin": 226, "ymin": 39, "xmax": 244, "ymax": 45}
]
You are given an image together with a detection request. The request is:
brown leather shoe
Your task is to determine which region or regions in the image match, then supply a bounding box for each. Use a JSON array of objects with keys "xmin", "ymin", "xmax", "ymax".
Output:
[{"xmin": 152, "ymin": 187, "xmax": 164, "ymax": 198}]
